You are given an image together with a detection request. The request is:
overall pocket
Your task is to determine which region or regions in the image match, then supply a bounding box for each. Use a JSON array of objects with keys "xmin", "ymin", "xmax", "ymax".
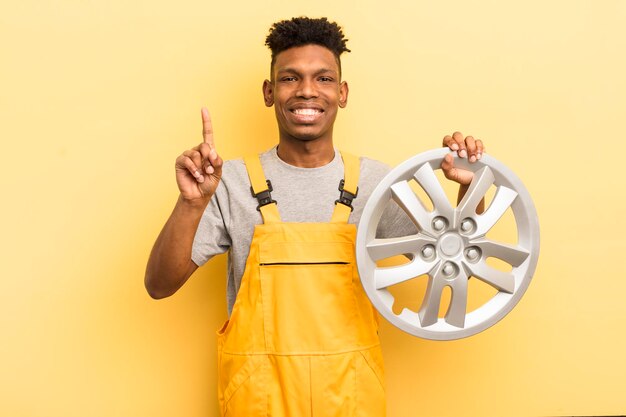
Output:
[{"xmin": 258, "ymin": 241, "xmax": 359, "ymax": 353}]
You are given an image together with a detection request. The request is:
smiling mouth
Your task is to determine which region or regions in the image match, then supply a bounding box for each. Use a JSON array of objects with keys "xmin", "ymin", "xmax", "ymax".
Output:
[{"xmin": 291, "ymin": 108, "xmax": 324, "ymax": 115}]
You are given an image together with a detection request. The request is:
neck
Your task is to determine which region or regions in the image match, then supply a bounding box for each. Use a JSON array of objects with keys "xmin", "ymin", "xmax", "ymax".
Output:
[{"xmin": 276, "ymin": 137, "xmax": 335, "ymax": 168}]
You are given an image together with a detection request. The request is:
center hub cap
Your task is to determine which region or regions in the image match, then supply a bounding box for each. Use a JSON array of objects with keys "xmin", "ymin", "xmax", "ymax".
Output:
[{"xmin": 439, "ymin": 233, "xmax": 463, "ymax": 257}]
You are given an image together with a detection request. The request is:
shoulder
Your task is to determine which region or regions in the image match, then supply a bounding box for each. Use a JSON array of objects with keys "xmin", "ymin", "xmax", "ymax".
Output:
[
  {"xmin": 209, "ymin": 157, "xmax": 249, "ymax": 204},
  {"xmin": 357, "ymin": 155, "xmax": 392, "ymax": 187},
  {"xmin": 359, "ymin": 156, "xmax": 391, "ymax": 174},
  {"xmin": 219, "ymin": 148, "xmax": 278, "ymax": 186},
  {"xmin": 219, "ymin": 157, "xmax": 247, "ymax": 186},
  {"xmin": 222, "ymin": 157, "xmax": 245, "ymax": 175}
]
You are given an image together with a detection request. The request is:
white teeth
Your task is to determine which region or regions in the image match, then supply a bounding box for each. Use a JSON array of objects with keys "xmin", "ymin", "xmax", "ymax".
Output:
[{"xmin": 293, "ymin": 108, "xmax": 321, "ymax": 115}]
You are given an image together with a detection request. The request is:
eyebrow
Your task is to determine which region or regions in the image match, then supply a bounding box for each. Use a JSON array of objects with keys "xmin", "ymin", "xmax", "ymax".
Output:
[{"xmin": 277, "ymin": 67, "xmax": 338, "ymax": 76}]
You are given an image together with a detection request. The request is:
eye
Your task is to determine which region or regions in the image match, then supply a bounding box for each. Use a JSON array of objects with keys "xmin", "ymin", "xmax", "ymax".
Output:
[
  {"xmin": 281, "ymin": 76, "xmax": 297, "ymax": 82},
  {"xmin": 319, "ymin": 76, "xmax": 334, "ymax": 82}
]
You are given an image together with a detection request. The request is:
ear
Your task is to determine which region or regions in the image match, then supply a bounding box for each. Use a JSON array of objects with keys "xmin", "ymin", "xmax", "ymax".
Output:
[
  {"xmin": 339, "ymin": 81, "xmax": 349, "ymax": 108},
  {"xmin": 262, "ymin": 79, "xmax": 274, "ymax": 107}
]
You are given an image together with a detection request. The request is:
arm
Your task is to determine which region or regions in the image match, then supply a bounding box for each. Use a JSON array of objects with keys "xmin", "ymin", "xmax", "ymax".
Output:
[
  {"xmin": 145, "ymin": 196, "xmax": 205, "ymax": 299},
  {"xmin": 144, "ymin": 108, "xmax": 223, "ymax": 299}
]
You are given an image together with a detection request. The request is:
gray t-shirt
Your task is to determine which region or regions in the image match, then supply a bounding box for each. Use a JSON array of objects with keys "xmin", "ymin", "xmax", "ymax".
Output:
[{"xmin": 192, "ymin": 146, "xmax": 415, "ymax": 314}]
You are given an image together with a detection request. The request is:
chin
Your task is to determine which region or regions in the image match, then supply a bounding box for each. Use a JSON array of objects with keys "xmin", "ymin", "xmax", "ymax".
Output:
[
  {"xmin": 293, "ymin": 133, "xmax": 322, "ymax": 141},
  {"xmin": 284, "ymin": 127, "xmax": 327, "ymax": 142}
]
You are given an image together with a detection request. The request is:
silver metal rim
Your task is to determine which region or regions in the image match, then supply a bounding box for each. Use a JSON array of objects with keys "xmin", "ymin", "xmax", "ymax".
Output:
[{"xmin": 356, "ymin": 148, "xmax": 540, "ymax": 340}]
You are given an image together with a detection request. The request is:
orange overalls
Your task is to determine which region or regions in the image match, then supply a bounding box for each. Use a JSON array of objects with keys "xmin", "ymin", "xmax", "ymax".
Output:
[{"xmin": 216, "ymin": 152, "xmax": 386, "ymax": 417}]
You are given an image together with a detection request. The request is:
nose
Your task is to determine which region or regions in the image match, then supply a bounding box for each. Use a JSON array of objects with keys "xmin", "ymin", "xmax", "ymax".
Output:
[{"xmin": 296, "ymin": 78, "xmax": 318, "ymax": 99}]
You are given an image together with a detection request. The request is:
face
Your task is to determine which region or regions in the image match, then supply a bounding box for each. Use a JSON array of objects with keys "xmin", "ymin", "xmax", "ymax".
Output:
[{"xmin": 263, "ymin": 44, "xmax": 349, "ymax": 144}]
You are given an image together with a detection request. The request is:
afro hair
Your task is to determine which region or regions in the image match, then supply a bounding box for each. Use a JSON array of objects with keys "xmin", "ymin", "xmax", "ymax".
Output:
[{"xmin": 265, "ymin": 17, "xmax": 350, "ymax": 73}]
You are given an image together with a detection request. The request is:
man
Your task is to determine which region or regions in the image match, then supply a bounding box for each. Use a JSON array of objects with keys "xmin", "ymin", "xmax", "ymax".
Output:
[{"xmin": 145, "ymin": 17, "xmax": 483, "ymax": 416}]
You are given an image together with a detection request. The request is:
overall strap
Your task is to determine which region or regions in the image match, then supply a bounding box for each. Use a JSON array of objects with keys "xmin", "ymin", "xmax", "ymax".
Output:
[
  {"xmin": 330, "ymin": 151, "xmax": 360, "ymax": 224},
  {"xmin": 244, "ymin": 155, "xmax": 281, "ymax": 224}
]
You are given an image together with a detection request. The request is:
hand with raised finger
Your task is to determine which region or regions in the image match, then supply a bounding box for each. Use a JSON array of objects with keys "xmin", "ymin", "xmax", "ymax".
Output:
[{"xmin": 175, "ymin": 107, "xmax": 223, "ymax": 202}]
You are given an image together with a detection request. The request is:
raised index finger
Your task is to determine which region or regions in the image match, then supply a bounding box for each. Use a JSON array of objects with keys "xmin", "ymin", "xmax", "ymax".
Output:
[{"xmin": 201, "ymin": 107, "xmax": 214, "ymax": 149}]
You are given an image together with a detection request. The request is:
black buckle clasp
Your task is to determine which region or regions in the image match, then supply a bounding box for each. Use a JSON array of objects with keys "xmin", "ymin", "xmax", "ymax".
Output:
[
  {"xmin": 251, "ymin": 180, "xmax": 276, "ymax": 211},
  {"xmin": 335, "ymin": 179, "xmax": 358, "ymax": 211}
]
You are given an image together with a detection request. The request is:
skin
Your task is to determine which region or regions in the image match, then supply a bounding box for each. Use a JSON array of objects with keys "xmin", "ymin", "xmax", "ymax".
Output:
[{"xmin": 144, "ymin": 43, "xmax": 484, "ymax": 299}]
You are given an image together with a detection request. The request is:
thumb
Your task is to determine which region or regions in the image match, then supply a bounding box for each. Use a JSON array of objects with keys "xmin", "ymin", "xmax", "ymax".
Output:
[
  {"xmin": 441, "ymin": 153, "xmax": 473, "ymax": 185},
  {"xmin": 201, "ymin": 148, "xmax": 223, "ymax": 188},
  {"xmin": 210, "ymin": 149, "xmax": 223, "ymax": 179}
]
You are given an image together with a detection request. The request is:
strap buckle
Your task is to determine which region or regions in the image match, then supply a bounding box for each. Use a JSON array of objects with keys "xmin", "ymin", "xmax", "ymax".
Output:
[
  {"xmin": 251, "ymin": 180, "xmax": 276, "ymax": 211},
  {"xmin": 335, "ymin": 179, "xmax": 358, "ymax": 211}
]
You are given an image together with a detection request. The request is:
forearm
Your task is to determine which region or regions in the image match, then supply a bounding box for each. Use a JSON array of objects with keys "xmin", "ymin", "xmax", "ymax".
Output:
[{"xmin": 144, "ymin": 195, "xmax": 209, "ymax": 299}]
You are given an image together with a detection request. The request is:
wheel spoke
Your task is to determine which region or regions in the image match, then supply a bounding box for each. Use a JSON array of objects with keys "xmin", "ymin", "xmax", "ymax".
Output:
[
  {"xmin": 374, "ymin": 259, "xmax": 436, "ymax": 290},
  {"xmin": 417, "ymin": 264, "xmax": 447, "ymax": 327},
  {"xmin": 367, "ymin": 235, "xmax": 436, "ymax": 261},
  {"xmin": 417, "ymin": 265, "xmax": 470, "ymax": 328},
  {"xmin": 466, "ymin": 261, "xmax": 515, "ymax": 293},
  {"xmin": 474, "ymin": 186, "xmax": 518, "ymax": 237},
  {"xmin": 390, "ymin": 180, "xmax": 434, "ymax": 235},
  {"xmin": 445, "ymin": 268, "xmax": 469, "ymax": 328},
  {"xmin": 413, "ymin": 164, "xmax": 454, "ymax": 219},
  {"xmin": 457, "ymin": 166, "xmax": 494, "ymax": 219},
  {"xmin": 472, "ymin": 239, "xmax": 530, "ymax": 267}
]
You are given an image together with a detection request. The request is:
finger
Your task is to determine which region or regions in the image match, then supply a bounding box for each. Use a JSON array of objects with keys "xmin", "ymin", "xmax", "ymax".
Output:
[
  {"xmin": 206, "ymin": 147, "xmax": 223, "ymax": 176},
  {"xmin": 441, "ymin": 153, "xmax": 455, "ymax": 173},
  {"xmin": 183, "ymin": 149, "xmax": 203, "ymax": 168},
  {"xmin": 442, "ymin": 135, "xmax": 459, "ymax": 151},
  {"xmin": 201, "ymin": 107, "xmax": 214, "ymax": 149},
  {"xmin": 440, "ymin": 153, "xmax": 473, "ymax": 185},
  {"xmin": 194, "ymin": 142, "xmax": 212, "ymax": 159},
  {"xmin": 465, "ymin": 136, "xmax": 477, "ymax": 162},
  {"xmin": 194, "ymin": 142, "xmax": 214, "ymax": 174},
  {"xmin": 441, "ymin": 154, "xmax": 459, "ymax": 182},
  {"xmin": 475, "ymin": 139, "xmax": 484, "ymax": 159},
  {"xmin": 183, "ymin": 150, "xmax": 205, "ymax": 182},
  {"xmin": 441, "ymin": 153, "xmax": 461, "ymax": 183},
  {"xmin": 452, "ymin": 132, "xmax": 467, "ymax": 158},
  {"xmin": 177, "ymin": 154, "xmax": 205, "ymax": 183}
]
